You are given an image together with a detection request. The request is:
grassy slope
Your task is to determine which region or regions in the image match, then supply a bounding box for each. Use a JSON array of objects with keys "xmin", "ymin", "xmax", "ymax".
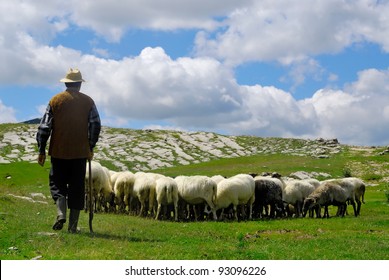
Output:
[{"xmin": 1, "ymin": 149, "xmax": 389, "ymax": 260}]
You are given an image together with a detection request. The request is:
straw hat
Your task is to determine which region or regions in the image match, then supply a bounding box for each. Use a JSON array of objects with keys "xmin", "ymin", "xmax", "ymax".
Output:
[{"xmin": 60, "ymin": 68, "xmax": 85, "ymax": 83}]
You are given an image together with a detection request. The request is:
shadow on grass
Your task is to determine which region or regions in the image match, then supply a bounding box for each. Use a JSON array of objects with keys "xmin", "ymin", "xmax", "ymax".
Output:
[{"xmin": 81, "ymin": 231, "xmax": 165, "ymax": 243}]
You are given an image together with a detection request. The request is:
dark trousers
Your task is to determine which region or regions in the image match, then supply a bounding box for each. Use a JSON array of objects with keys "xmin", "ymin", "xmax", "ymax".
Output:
[{"xmin": 50, "ymin": 157, "xmax": 87, "ymax": 210}]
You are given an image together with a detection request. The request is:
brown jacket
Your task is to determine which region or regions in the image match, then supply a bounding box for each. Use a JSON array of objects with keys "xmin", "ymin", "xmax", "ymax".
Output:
[{"xmin": 48, "ymin": 89, "xmax": 94, "ymax": 159}]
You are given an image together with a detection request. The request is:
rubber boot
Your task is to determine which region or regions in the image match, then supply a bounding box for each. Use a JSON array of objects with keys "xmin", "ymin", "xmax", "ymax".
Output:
[
  {"xmin": 52, "ymin": 196, "xmax": 67, "ymax": 230},
  {"xmin": 68, "ymin": 209, "xmax": 80, "ymax": 233}
]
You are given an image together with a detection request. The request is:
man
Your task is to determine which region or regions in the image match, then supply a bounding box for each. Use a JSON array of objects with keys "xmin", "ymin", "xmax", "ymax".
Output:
[{"xmin": 36, "ymin": 68, "xmax": 101, "ymax": 233}]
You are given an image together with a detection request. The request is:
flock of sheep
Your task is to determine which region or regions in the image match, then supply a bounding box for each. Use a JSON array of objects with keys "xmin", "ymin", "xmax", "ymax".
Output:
[{"xmin": 85, "ymin": 161, "xmax": 366, "ymax": 221}]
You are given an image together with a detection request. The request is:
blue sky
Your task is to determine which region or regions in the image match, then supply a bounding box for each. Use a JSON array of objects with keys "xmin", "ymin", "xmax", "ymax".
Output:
[{"xmin": 1, "ymin": 0, "xmax": 389, "ymax": 146}]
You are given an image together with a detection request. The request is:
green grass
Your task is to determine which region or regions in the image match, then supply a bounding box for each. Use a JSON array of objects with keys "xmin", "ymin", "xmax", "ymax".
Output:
[
  {"xmin": 155, "ymin": 153, "xmax": 347, "ymax": 178},
  {"xmin": 1, "ymin": 149, "xmax": 389, "ymax": 260}
]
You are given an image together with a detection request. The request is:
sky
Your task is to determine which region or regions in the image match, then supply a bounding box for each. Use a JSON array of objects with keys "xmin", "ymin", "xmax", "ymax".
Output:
[{"xmin": 1, "ymin": 0, "xmax": 389, "ymax": 146}]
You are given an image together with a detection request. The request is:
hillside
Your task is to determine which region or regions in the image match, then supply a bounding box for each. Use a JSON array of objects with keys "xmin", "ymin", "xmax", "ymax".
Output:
[
  {"xmin": 1, "ymin": 123, "xmax": 389, "ymax": 261},
  {"xmin": 1, "ymin": 123, "xmax": 347, "ymax": 169}
]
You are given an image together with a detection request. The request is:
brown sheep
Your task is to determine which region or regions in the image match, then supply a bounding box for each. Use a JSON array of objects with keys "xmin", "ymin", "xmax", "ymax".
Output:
[{"xmin": 302, "ymin": 181, "xmax": 348, "ymax": 218}]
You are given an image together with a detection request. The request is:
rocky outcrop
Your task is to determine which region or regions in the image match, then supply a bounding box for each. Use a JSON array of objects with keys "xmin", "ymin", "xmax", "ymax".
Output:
[{"xmin": 0, "ymin": 124, "xmax": 344, "ymax": 171}]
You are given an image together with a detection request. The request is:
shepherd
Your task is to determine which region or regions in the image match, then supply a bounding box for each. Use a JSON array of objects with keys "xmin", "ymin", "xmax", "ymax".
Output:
[{"xmin": 36, "ymin": 68, "xmax": 101, "ymax": 233}]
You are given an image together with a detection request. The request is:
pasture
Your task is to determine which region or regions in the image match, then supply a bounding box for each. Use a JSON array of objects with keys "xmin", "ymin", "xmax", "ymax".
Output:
[{"xmin": 1, "ymin": 148, "xmax": 389, "ymax": 260}]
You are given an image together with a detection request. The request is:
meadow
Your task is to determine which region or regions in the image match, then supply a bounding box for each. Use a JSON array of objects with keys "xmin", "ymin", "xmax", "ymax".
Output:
[{"xmin": 1, "ymin": 149, "xmax": 389, "ymax": 260}]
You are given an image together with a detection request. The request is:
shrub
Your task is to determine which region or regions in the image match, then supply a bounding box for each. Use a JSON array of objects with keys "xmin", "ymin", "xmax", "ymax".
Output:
[{"xmin": 343, "ymin": 167, "xmax": 352, "ymax": 177}]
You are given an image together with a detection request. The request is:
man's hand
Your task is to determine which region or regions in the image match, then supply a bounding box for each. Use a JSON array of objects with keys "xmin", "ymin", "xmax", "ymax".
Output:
[
  {"xmin": 88, "ymin": 151, "xmax": 94, "ymax": 161},
  {"xmin": 38, "ymin": 154, "xmax": 46, "ymax": 166}
]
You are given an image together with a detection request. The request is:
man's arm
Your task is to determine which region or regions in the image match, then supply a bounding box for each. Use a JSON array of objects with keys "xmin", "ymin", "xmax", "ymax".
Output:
[
  {"xmin": 88, "ymin": 104, "xmax": 101, "ymax": 152},
  {"xmin": 36, "ymin": 104, "xmax": 53, "ymax": 166}
]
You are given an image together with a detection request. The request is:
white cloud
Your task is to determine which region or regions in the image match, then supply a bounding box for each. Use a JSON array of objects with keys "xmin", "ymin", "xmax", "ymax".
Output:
[
  {"xmin": 67, "ymin": 0, "xmax": 252, "ymax": 42},
  {"xmin": 1, "ymin": 0, "xmax": 389, "ymax": 146},
  {"xmin": 300, "ymin": 68, "xmax": 389, "ymax": 145},
  {"xmin": 0, "ymin": 100, "xmax": 17, "ymax": 123},
  {"xmin": 224, "ymin": 85, "xmax": 319, "ymax": 139},
  {"xmin": 0, "ymin": 0, "xmax": 69, "ymax": 44},
  {"xmin": 81, "ymin": 47, "xmax": 243, "ymax": 129},
  {"xmin": 195, "ymin": 0, "xmax": 389, "ymax": 65},
  {"xmin": 0, "ymin": 32, "xmax": 83, "ymax": 86},
  {"xmin": 2, "ymin": 31, "xmax": 389, "ymax": 145}
]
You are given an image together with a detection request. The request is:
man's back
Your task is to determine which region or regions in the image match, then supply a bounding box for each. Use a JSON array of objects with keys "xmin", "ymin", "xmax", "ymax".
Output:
[{"xmin": 49, "ymin": 89, "xmax": 94, "ymax": 159}]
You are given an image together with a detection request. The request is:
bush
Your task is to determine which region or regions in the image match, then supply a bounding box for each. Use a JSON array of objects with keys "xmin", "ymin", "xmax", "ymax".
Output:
[{"xmin": 343, "ymin": 167, "xmax": 352, "ymax": 177}]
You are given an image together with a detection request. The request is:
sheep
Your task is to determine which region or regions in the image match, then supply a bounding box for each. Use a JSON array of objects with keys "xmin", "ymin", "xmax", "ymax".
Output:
[
  {"xmin": 324, "ymin": 178, "xmax": 359, "ymax": 216},
  {"xmin": 85, "ymin": 161, "xmax": 114, "ymax": 212},
  {"xmin": 302, "ymin": 178, "xmax": 320, "ymax": 189},
  {"xmin": 342, "ymin": 177, "xmax": 366, "ymax": 215},
  {"xmin": 113, "ymin": 171, "xmax": 135, "ymax": 213},
  {"xmin": 101, "ymin": 166, "xmax": 116, "ymax": 212},
  {"xmin": 329, "ymin": 177, "xmax": 366, "ymax": 216},
  {"xmin": 132, "ymin": 172, "xmax": 159, "ymax": 217},
  {"xmin": 282, "ymin": 179, "xmax": 316, "ymax": 217},
  {"xmin": 109, "ymin": 170, "xmax": 120, "ymax": 191},
  {"xmin": 155, "ymin": 176, "xmax": 179, "ymax": 221},
  {"xmin": 210, "ymin": 175, "xmax": 225, "ymax": 184},
  {"xmin": 302, "ymin": 181, "xmax": 348, "ymax": 218},
  {"xmin": 252, "ymin": 176, "xmax": 284, "ymax": 219},
  {"xmin": 174, "ymin": 175, "xmax": 218, "ymax": 221},
  {"xmin": 215, "ymin": 174, "xmax": 255, "ymax": 221}
]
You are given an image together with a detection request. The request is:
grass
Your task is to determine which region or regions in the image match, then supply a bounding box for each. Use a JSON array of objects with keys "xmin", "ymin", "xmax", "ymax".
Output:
[
  {"xmin": 155, "ymin": 153, "xmax": 347, "ymax": 178},
  {"xmin": 1, "ymin": 148, "xmax": 389, "ymax": 260}
]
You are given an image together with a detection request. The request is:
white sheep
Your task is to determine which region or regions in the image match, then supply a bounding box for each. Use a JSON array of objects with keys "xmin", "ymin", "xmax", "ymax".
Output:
[
  {"xmin": 210, "ymin": 175, "xmax": 225, "ymax": 184},
  {"xmin": 175, "ymin": 175, "xmax": 218, "ymax": 221},
  {"xmin": 282, "ymin": 179, "xmax": 316, "ymax": 217},
  {"xmin": 342, "ymin": 177, "xmax": 365, "ymax": 215},
  {"xmin": 109, "ymin": 170, "xmax": 120, "ymax": 192},
  {"xmin": 302, "ymin": 178, "xmax": 321, "ymax": 189},
  {"xmin": 113, "ymin": 171, "xmax": 135, "ymax": 213},
  {"xmin": 85, "ymin": 161, "xmax": 114, "ymax": 212},
  {"xmin": 155, "ymin": 176, "xmax": 179, "ymax": 221},
  {"xmin": 133, "ymin": 172, "xmax": 158, "ymax": 217},
  {"xmin": 215, "ymin": 174, "xmax": 255, "ymax": 221}
]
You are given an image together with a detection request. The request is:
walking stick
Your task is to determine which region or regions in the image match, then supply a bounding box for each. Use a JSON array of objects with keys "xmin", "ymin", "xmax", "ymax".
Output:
[{"xmin": 88, "ymin": 159, "xmax": 94, "ymax": 234}]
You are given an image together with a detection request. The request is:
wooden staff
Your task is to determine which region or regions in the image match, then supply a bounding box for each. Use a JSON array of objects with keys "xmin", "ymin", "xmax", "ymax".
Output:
[{"xmin": 88, "ymin": 159, "xmax": 94, "ymax": 233}]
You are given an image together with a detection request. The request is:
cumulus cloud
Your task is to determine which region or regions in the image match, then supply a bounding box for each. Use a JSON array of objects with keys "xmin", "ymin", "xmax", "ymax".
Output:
[
  {"xmin": 1, "ymin": 0, "xmax": 389, "ymax": 146},
  {"xmin": 300, "ymin": 68, "xmax": 389, "ymax": 145},
  {"xmin": 67, "ymin": 0, "xmax": 252, "ymax": 41},
  {"xmin": 0, "ymin": 100, "xmax": 17, "ymax": 123},
  {"xmin": 195, "ymin": 0, "xmax": 389, "ymax": 64},
  {"xmin": 82, "ymin": 46, "xmax": 389, "ymax": 146},
  {"xmin": 81, "ymin": 47, "xmax": 243, "ymax": 128}
]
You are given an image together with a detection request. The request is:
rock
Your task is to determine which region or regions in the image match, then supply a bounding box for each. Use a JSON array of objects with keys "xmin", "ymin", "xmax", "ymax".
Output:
[
  {"xmin": 0, "ymin": 124, "xmax": 346, "ymax": 171},
  {"xmin": 289, "ymin": 171, "xmax": 311, "ymax": 180}
]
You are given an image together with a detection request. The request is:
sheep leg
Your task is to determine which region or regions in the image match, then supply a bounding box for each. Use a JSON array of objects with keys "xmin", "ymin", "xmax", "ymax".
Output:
[
  {"xmin": 295, "ymin": 201, "xmax": 302, "ymax": 218},
  {"xmin": 123, "ymin": 194, "xmax": 129, "ymax": 213},
  {"xmin": 233, "ymin": 205, "xmax": 238, "ymax": 221},
  {"xmin": 309, "ymin": 208, "xmax": 314, "ymax": 218},
  {"xmin": 314, "ymin": 205, "xmax": 321, "ymax": 218},
  {"xmin": 138, "ymin": 199, "xmax": 145, "ymax": 217},
  {"xmin": 148, "ymin": 199, "xmax": 155, "ymax": 218},
  {"xmin": 174, "ymin": 201, "xmax": 178, "ymax": 222},
  {"xmin": 350, "ymin": 200, "xmax": 357, "ymax": 217},
  {"xmin": 185, "ymin": 204, "xmax": 190, "ymax": 220},
  {"xmin": 356, "ymin": 199, "xmax": 362, "ymax": 216},
  {"xmin": 248, "ymin": 203, "xmax": 253, "ymax": 220},
  {"xmin": 339, "ymin": 203, "xmax": 346, "ymax": 217},
  {"xmin": 219, "ymin": 208, "xmax": 225, "ymax": 221},
  {"xmin": 323, "ymin": 206, "xmax": 329, "ymax": 218},
  {"xmin": 155, "ymin": 203, "xmax": 162, "ymax": 220},
  {"xmin": 269, "ymin": 204, "xmax": 275, "ymax": 218}
]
